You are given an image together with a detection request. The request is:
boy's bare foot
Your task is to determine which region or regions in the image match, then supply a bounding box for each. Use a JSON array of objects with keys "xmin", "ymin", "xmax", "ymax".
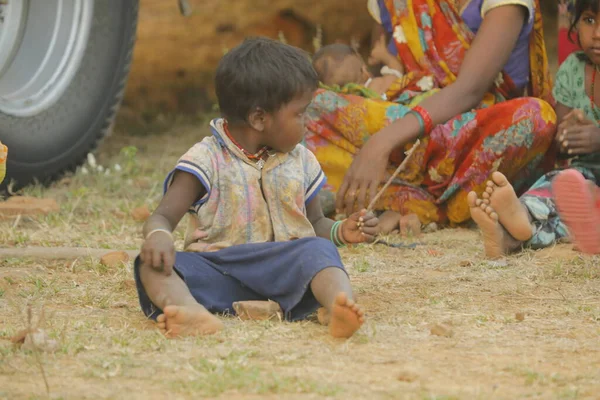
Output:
[
  {"xmin": 328, "ymin": 293, "xmax": 364, "ymax": 338},
  {"xmin": 156, "ymin": 304, "xmax": 223, "ymax": 338},
  {"xmin": 317, "ymin": 307, "xmax": 330, "ymax": 326},
  {"xmin": 378, "ymin": 211, "xmax": 401, "ymax": 234},
  {"xmin": 481, "ymin": 172, "xmax": 533, "ymax": 241},
  {"xmin": 468, "ymin": 191, "xmax": 506, "ymax": 259}
]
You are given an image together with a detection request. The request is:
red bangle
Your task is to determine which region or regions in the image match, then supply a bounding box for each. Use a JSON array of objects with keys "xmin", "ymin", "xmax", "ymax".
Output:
[{"xmin": 412, "ymin": 105, "xmax": 434, "ymax": 135}]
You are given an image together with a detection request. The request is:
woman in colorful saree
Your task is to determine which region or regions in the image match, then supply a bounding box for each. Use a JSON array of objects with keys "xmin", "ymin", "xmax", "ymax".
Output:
[{"xmin": 305, "ymin": 0, "xmax": 557, "ymax": 227}]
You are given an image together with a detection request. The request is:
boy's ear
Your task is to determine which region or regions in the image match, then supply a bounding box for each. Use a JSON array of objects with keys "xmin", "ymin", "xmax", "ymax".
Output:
[{"xmin": 248, "ymin": 107, "xmax": 267, "ymax": 131}]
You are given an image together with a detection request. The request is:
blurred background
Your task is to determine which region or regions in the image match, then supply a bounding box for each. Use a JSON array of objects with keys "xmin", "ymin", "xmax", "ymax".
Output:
[{"xmin": 120, "ymin": 0, "xmax": 558, "ymax": 127}]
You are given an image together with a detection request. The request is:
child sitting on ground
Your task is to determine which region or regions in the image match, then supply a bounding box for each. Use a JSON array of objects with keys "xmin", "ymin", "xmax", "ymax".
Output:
[
  {"xmin": 135, "ymin": 37, "xmax": 380, "ymax": 339},
  {"xmin": 468, "ymin": 0, "xmax": 600, "ymax": 257},
  {"xmin": 312, "ymin": 34, "xmax": 405, "ymax": 98}
]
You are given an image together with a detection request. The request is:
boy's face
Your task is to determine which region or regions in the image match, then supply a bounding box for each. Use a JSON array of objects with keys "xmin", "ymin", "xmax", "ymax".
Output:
[
  {"xmin": 262, "ymin": 90, "xmax": 314, "ymax": 153},
  {"xmin": 579, "ymin": 9, "xmax": 600, "ymax": 64}
]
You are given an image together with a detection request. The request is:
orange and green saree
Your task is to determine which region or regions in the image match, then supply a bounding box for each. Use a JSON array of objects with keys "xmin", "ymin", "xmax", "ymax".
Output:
[{"xmin": 305, "ymin": 0, "xmax": 557, "ymax": 224}]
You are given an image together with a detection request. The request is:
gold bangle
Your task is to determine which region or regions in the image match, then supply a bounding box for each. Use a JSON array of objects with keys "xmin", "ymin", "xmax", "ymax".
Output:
[{"xmin": 145, "ymin": 228, "xmax": 173, "ymax": 240}]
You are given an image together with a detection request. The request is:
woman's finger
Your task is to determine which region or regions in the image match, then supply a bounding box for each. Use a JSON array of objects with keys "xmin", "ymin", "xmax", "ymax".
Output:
[
  {"xmin": 344, "ymin": 181, "xmax": 360, "ymax": 216},
  {"xmin": 356, "ymin": 182, "xmax": 369, "ymax": 212},
  {"xmin": 367, "ymin": 180, "xmax": 379, "ymax": 211},
  {"xmin": 336, "ymin": 178, "xmax": 351, "ymax": 214}
]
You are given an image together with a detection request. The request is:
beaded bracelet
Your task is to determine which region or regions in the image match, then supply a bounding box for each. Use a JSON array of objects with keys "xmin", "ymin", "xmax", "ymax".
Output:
[
  {"xmin": 408, "ymin": 111, "xmax": 425, "ymax": 138},
  {"xmin": 411, "ymin": 105, "xmax": 434, "ymax": 136}
]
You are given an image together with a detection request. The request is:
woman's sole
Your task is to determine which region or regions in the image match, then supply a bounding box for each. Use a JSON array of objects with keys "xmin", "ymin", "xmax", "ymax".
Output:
[{"xmin": 553, "ymin": 169, "xmax": 600, "ymax": 255}]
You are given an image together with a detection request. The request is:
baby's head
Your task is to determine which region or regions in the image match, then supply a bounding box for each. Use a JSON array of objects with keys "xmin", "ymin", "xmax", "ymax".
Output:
[
  {"xmin": 312, "ymin": 44, "xmax": 371, "ymax": 86},
  {"xmin": 215, "ymin": 37, "xmax": 318, "ymax": 153}
]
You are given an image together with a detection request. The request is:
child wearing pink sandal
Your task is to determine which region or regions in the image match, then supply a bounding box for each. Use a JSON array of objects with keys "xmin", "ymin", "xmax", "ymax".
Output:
[{"xmin": 553, "ymin": 169, "xmax": 600, "ymax": 254}]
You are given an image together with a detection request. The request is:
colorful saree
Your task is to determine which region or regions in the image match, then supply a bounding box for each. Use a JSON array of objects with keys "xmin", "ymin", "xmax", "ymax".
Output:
[{"xmin": 305, "ymin": 0, "xmax": 557, "ymax": 225}]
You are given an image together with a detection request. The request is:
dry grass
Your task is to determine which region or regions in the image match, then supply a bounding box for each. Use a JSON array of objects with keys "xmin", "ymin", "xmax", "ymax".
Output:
[{"xmin": 1, "ymin": 117, "xmax": 600, "ymax": 400}]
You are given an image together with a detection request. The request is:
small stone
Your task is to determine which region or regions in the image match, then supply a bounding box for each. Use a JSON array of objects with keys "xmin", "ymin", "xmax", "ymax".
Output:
[
  {"xmin": 397, "ymin": 371, "xmax": 418, "ymax": 382},
  {"xmin": 459, "ymin": 260, "xmax": 473, "ymax": 267},
  {"xmin": 0, "ymin": 196, "xmax": 59, "ymax": 219},
  {"xmin": 515, "ymin": 312, "xmax": 525, "ymax": 322},
  {"xmin": 233, "ymin": 300, "xmax": 282, "ymax": 321},
  {"xmin": 111, "ymin": 301, "xmax": 129, "ymax": 308},
  {"xmin": 100, "ymin": 251, "xmax": 130, "ymax": 268},
  {"xmin": 131, "ymin": 205, "xmax": 151, "ymax": 221},
  {"xmin": 486, "ymin": 259, "xmax": 509, "ymax": 268},
  {"xmin": 429, "ymin": 323, "xmax": 454, "ymax": 338}
]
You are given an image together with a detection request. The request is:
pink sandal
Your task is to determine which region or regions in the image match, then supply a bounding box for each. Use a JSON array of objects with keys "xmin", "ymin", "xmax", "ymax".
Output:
[{"xmin": 552, "ymin": 169, "xmax": 600, "ymax": 255}]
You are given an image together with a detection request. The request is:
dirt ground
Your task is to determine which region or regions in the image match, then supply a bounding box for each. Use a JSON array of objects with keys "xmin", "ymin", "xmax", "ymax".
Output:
[{"xmin": 1, "ymin": 117, "xmax": 599, "ymax": 400}]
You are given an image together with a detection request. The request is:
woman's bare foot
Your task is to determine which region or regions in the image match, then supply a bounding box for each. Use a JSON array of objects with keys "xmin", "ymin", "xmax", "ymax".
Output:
[
  {"xmin": 156, "ymin": 304, "xmax": 223, "ymax": 338},
  {"xmin": 378, "ymin": 211, "xmax": 401, "ymax": 234},
  {"xmin": 481, "ymin": 172, "xmax": 533, "ymax": 241},
  {"xmin": 468, "ymin": 191, "xmax": 507, "ymax": 259},
  {"xmin": 328, "ymin": 293, "xmax": 364, "ymax": 338}
]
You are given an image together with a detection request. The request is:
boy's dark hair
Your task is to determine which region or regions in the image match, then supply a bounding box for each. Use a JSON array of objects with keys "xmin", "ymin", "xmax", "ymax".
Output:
[
  {"xmin": 569, "ymin": 0, "xmax": 600, "ymax": 60},
  {"xmin": 215, "ymin": 37, "xmax": 318, "ymax": 124},
  {"xmin": 312, "ymin": 44, "xmax": 357, "ymax": 82}
]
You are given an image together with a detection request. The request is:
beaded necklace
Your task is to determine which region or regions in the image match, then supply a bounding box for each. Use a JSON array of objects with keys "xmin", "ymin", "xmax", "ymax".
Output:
[{"xmin": 223, "ymin": 121, "xmax": 270, "ymax": 168}]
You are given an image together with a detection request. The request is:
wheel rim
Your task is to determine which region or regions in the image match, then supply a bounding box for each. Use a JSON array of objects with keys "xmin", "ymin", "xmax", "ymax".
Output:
[{"xmin": 0, "ymin": 0, "xmax": 94, "ymax": 117}]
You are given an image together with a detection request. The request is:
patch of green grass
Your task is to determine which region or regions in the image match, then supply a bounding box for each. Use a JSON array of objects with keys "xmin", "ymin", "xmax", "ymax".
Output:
[
  {"xmin": 355, "ymin": 258, "xmax": 371, "ymax": 273},
  {"xmin": 171, "ymin": 350, "xmax": 341, "ymax": 397}
]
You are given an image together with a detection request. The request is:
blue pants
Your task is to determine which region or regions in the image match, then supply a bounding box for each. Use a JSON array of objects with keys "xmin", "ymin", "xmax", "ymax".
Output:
[{"xmin": 134, "ymin": 237, "xmax": 346, "ymax": 321}]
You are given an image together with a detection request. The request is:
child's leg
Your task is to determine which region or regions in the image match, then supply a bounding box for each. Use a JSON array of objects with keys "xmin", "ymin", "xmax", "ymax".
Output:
[
  {"xmin": 138, "ymin": 261, "xmax": 223, "ymax": 337},
  {"xmin": 310, "ymin": 267, "xmax": 364, "ymax": 338},
  {"xmin": 481, "ymin": 172, "xmax": 534, "ymax": 241}
]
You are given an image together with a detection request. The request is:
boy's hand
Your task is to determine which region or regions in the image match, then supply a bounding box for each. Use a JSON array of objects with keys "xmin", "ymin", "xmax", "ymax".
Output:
[
  {"xmin": 140, "ymin": 231, "xmax": 175, "ymax": 276},
  {"xmin": 341, "ymin": 209, "xmax": 380, "ymax": 243}
]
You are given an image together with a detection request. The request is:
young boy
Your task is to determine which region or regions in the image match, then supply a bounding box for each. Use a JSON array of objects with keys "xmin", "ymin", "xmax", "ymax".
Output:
[{"xmin": 135, "ymin": 37, "xmax": 380, "ymax": 339}]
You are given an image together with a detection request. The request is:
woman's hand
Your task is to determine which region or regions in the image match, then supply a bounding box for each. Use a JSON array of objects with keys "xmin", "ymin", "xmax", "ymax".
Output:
[
  {"xmin": 140, "ymin": 231, "xmax": 176, "ymax": 276},
  {"xmin": 369, "ymin": 34, "xmax": 393, "ymax": 66},
  {"xmin": 341, "ymin": 209, "xmax": 380, "ymax": 243},
  {"xmin": 336, "ymin": 135, "xmax": 390, "ymax": 216}
]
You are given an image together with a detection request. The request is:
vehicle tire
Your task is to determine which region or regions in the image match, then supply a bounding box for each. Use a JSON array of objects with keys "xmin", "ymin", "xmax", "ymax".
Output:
[{"xmin": 0, "ymin": 0, "xmax": 139, "ymax": 190}]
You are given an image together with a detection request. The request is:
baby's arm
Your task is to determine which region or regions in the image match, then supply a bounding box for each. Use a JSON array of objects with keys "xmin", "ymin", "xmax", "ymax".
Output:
[
  {"xmin": 140, "ymin": 171, "xmax": 206, "ymax": 275},
  {"xmin": 369, "ymin": 33, "xmax": 404, "ymax": 74}
]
